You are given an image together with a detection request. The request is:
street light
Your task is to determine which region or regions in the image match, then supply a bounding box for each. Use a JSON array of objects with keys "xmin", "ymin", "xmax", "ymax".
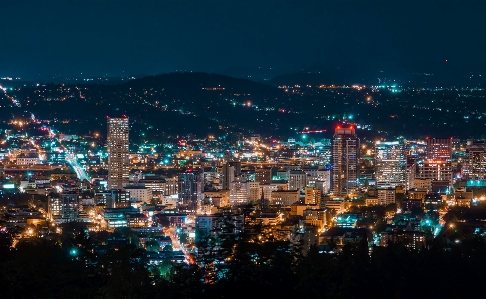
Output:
[{"xmin": 70, "ymin": 248, "xmax": 78, "ymax": 256}]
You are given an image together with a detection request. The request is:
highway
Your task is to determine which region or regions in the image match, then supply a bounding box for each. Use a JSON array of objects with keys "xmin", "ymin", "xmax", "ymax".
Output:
[{"xmin": 65, "ymin": 153, "xmax": 90, "ymax": 182}]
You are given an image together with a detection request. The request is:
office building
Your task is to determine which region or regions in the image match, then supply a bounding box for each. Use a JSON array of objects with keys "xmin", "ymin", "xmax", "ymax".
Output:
[
  {"xmin": 303, "ymin": 209, "xmax": 327, "ymax": 230},
  {"xmin": 139, "ymin": 176, "xmax": 178, "ymax": 196},
  {"xmin": 413, "ymin": 137, "xmax": 454, "ymax": 190},
  {"xmin": 204, "ymin": 190, "xmax": 230, "ymax": 208},
  {"xmin": 416, "ymin": 160, "xmax": 452, "ymax": 186},
  {"xmin": 288, "ymin": 170, "xmax": 307, "ymax": 191},
  {"xmin": 48, "ymin": 194, "xmax": 62, "ymax": 219},
  {"xmin": 463, "ymin": 140, "xmax": 486, "ymax": 179},
  {"xmin": 96, "ymin": 189, "xmax": 130, "ymax": 208},
  {"xmin": 255, "ymin": 168, "xmax": 272, "ymax": 184},
  {"xmin": 380, "ymin": 230, "xmax": 426, "ymax": 250},
  {"xmin": 272, "ymin": 190, "xmax": 299, "ymax": 206},
  {"xmin": 319, "ymin": 139, "xmax": 332, "ymax": 166},
  {"xmin": 375, "ymin": 141, "xmax": 406, "ymax": 188},
  {"xmin": 377, "ymin": 188, "xmax": 396, "ymax": 206},
  {"xmin": 124, "ymin": 185, "xmax": 152, "ymax": 204},
  {"xmin": 261, "ymin": 184, "xmax": 279, "ymax": 202},
  {"xmin": 249, "ymin": 181, "xmax": 261, "ymax": 202},
  {"xmin": 304, "ymin": 187, "xmax": 321, "ymax": 206},
  {"xmin": 221, "ymin": 163, "xmax": 236, "ymax": 190},
  {"xmin": 230, "ymin": 177, "xmax": 250, "ymax": 205},
  {"xmin": 426, "ymin": 138, "xmax": 452, "ymax": 162},
  {"xmin": 332, "ymin": 126, "xmax": 359, "ymax": 195},
  {"xmin": 107, "ymin": 117, "xmax": 130, "ymax": 190},
  {"xmin": 61, "ymin": 191, "xmax": 79, "ymax": 221},
  {"xmin": 178, "ymin": 171, "xmax": 203, "ymax": 209}
]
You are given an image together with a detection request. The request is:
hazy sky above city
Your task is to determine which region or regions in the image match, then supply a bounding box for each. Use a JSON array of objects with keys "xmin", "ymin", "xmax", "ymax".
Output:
[{"xmin": 1, "ymin": 0, "xmax": 485, "ymax": 79}]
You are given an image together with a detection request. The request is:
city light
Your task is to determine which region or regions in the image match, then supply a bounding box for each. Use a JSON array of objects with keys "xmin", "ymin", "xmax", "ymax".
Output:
[{"xmin": 0, "ymin": 11, "xmax": 484, "ymax": 293}]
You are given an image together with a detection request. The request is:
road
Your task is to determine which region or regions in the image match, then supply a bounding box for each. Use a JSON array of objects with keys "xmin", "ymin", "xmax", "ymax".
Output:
[
  {"xmin": 65, "ymin": 153, "xmax": 90, "ymax": 182},
  {"xmin": 166, "ymin": 227, "xmax": 195, "ymax": 265}
]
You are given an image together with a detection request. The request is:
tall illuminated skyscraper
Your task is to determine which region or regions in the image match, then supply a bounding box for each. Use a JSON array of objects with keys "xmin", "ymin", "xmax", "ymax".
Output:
[
  {"xmin": 375, "ymin": 141, "xmax": 406, "ymax": 188},
  {"xmin": 331, "ymin": 125, "xmax": 359, "ymax": 196},
  {"xmin": 178, "ymin": 170, "xmax": 203, "ymax": 210},
  {"xmin": 107, "ymin": 117, "xmax": 129, "ymax": 190}
]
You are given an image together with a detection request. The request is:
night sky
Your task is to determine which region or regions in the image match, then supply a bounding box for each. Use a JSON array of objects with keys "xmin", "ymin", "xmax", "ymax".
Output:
[{"xmin": 1, "ymin": 0, "xmax": 485, "ymax": 80}]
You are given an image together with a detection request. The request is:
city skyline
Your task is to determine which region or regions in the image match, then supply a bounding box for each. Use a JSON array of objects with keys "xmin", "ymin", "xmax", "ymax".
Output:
[
  {"xmin": 3, "ymin": 1, "xmax": 486, "ymax": 297},
  {"xmin": 2, "ymin": 105, "xmax": 486, "ymax": 297}
]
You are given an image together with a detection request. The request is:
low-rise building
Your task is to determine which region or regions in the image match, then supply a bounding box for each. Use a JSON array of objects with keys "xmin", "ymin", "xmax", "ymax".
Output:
[
  {"xmin": 124, "ymin": 185, "xmax": 152, "ymax": 204},
  {"xmin": 325, "ymin": 199, "xmax": 348, "ymax": 214},
  {"xmin": 378, "ymin": 188, "xmax": 396, "ymax": 206},
  {"xmin": 196, "ymin": 212, "xmax": 244, "ymax": 241},
  {"xmin": 366, "ymin": 196, "xmax": 379, "ymax": 206},
  {"xmin": 16, "ymin": 153, "xmax": 40, "ymax": 165},
  {"xmin": 380, "ymin": 230, "xmax": 426, "ymax": 250},
  {"xmin": 272, "ymin": 190, "xmax": 299, "ymax": 206}
]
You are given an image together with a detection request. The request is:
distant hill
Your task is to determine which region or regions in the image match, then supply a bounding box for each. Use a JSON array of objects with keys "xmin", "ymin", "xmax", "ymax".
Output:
[
  {"xmin": 124, "ymin": 72, "xmax": 282, "ymax": 98},
  {"xmin": 268, "ymin": 63, "xmax": 486, "ymax": 88},
  {"xmin": 267, "ymin": 65, "xmax": 400, "ymax": 87},
  {"xmin": 3, "ymin": 71, "xmax": 486, "ymax": 142},
  {"xmin": 0, "ymin": 72, "xmax": 294, "ymax": 142},
  {"xmin": 218, "ymin": 66, "xmax": 292, "ymax": 83},
  {"xmin": 268, "ymin": 71, "xmax": 357, "ymax": 87}
]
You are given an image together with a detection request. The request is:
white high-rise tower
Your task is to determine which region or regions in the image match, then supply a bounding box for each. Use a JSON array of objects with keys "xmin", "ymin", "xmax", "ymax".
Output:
[
  {"xmin": 375, "ymin": 141, "xmax": 406, "ymax": 188},
  {"xmin": 331, "ymin": 125, "xmax": 359, "ymax": 196},
  {"xmin": 107, "ymin": 117, "xmax": 129, "ymax": 190}
]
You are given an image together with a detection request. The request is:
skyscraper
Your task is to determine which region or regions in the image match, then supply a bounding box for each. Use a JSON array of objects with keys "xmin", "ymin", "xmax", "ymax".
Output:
[
  {"xmin": 221, "ymin": 161, "xmax": 240, "ymax": 190},
  {"xmin": 255, "ymin": 167, "xmax": 272, "ymax": 184},
  {"xmin": 332, "ymin": 125, "xmax": 359, "ymax": 196},
  {"xmin": 426, "ymin": 138, "xmax": 452, "ymax": 162},
  {"xmin": 221, "ymin": 164, "xmax": 235, "ymax": 190},
  {"xmin": 375, "ymin": 141, "xmax": 406, "ymax": 188},
  {"xmin": 178, "ymin": 169, "xmax": 203, "ymax": 210},
  {"xmin": 61, "ymin": 191, "xmax": 80, "ymax": 221},
  {"xmin": 304, "ymin": 187, "xmax": 321, "ymax": 206},
  {"xmin": 230, "ymin": 177, "xmax": 250, "ymax": 205},
  {"xmin": 107, "ymin": 117, "xmax": 129, "ymax": 190},
  {"xmin": 416, "ymin": 137, "xmax": 453, "ymax": 191},
  {"xmin": 288, "ymin": 170, "xmax": 307, "ymax": 191},
  {"xmin": 463, "ymin": 140, "xmax": 486, "ymax": 179}
]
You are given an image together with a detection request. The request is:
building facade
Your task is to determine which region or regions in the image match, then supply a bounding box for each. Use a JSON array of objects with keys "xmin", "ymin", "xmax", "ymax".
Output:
[
  {"xmin": 332, "ymin": 126, "xmax": 359, "ymax": 196},
  {"xmin": 230, "ymin": 177, "xmax": 250, "ymax": 205},
  {"xmin": 463, "ymin": 140, "xmax": 486, "ymax": 179},
  {"xmin": 178, "ymin": 171, "xmax": 203, "ymax": 209},
  {"xmin": 124, "ymin": 185, "xmax": 152, "ymax": 204},
  {"xmin": 107, "ymin": 117, "xmax": 130, "ymax": 190},
  {"xmin": 375, "ymin": 141, "xmax": 406, "ymax": 189},
  {"xmin": 288, "ymin": 170, "xmax": 307, "ymax": 191}
]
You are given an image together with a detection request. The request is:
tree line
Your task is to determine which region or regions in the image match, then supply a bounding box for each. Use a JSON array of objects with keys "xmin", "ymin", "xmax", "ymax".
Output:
[{"xmin": 1, "ymin": 222, "xmax": 486, "ymax": 299}]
